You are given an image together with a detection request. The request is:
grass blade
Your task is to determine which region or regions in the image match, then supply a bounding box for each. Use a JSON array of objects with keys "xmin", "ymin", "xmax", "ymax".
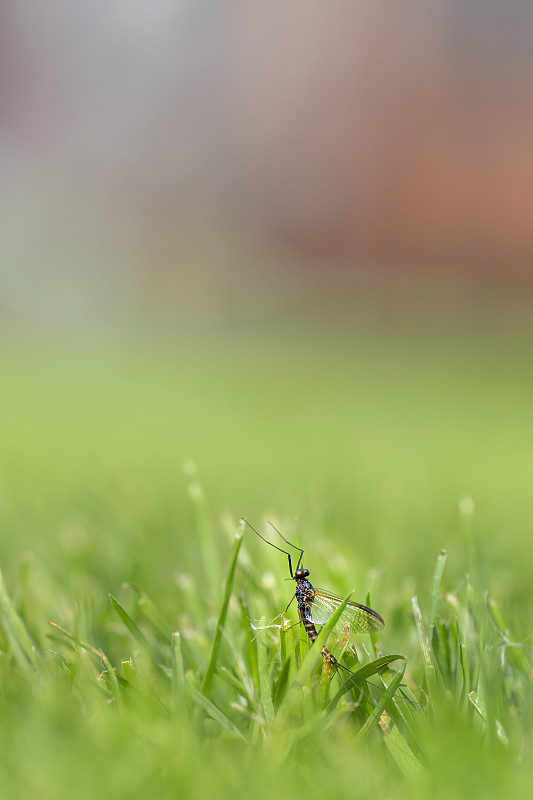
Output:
[
  {"xmin": 280, "ymin": 616, "xmax": 298, "ymax": 685},
  {"xmin": 348, "ymin": 654, "xmax": 406, "ymax": 680},
  {"xmin": 171, "ymin": 631, "xmax": 187, "ymax": 716},
  {"xmin": 109, "ymin": 594, "xmax": 150, "ymax": 649},
  {"xmin": 200, "ymin": 523, "xmax": 244, "ymax": 696},
  {"xmin": 187, "ymin": 683, "xmax": 248, "ymax": 743},
  {"xmin": 124, "ymin": 584, "xmax": 173, "ymax": 640},
  {"xmin": 257, "ymin": 632, "xmax": 275, "ymax": 724},
  {"xmin": 412, "ymin": 594, "xmax": 439, "ymax": 697},
  {"xmin": 186, "ymin": 468, "xmax": 219, "ymax": 597},
  {"xmin": 383, "ymin": 724, "xmax": 425, "ymax": 778},
  {"xmin": 48, "ymin": 621, "xmax": 121, "ymax": 705},
  {"xmin": 355, "ymin": 661, "xmax": 406, "ymax": 743},
  {"xmin": 328, "ymin": 655, "xmax": 406, "ymax": 712},
  {"xmin": 428, "ymin": 549, "xmax": 447, "ymax": 630},
  {"xmin": 240, "ymin": 594, "xmax": 259, "ymax": 688},
  {"xmin": 0, "ymin": 567, "xmax": 38, "ymax": 670},
  {"xmin": 469, "ymin": 690, "xmax": 509, "ymax": 746}
]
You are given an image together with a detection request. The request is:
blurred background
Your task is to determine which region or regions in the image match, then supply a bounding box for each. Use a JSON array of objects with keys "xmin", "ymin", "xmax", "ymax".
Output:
[
  {"xmin": 1, "ymin": 2, "xmax": 533, "ymax": 629},
  {"xmin": 3, "ymin": 0, "xmax": 533, "ymax": 329}
]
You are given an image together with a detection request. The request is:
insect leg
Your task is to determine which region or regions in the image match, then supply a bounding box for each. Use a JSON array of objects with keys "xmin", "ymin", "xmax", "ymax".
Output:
[{"xmin": 283, "ymin": 593, "xmax": 297, "ymax": 614}]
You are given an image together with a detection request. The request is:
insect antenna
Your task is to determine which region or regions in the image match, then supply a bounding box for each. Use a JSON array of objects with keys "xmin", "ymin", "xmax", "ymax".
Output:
[
  {"xmin": 241, "ymin": 518, "xmax": 299, "ymax": 578},
  {"xmin": 267, "ymin": 521, "xmax": 304, "ymax": 571}
]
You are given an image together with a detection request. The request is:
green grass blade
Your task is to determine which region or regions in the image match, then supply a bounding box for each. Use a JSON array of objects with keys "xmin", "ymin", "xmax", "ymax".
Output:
[
  {"xmin": 272, "ymin": 656, "xmax": 292, "ymax": 709},
  {"xmin": 412, "ymin": 594, "xmax": 439, "ymax": 697},
  {"xmin": 257, "ymin": 632, "xmax": 275, "ymax": 725},
  {"xmin": 355, "ymin": 661, "xmax": 406, "ymax": 743},
  {"xmin": 48, "ymin": 621, "xmax": 121, "ymax": 705},
  {"xmin": 488, "ymin": 596, "xmax": 531, "ymax": 675},
  {"xmin": 328, "ymin": 655, "xmax": 406, "ymax": 711},
  {"xmin": 49, "ymin": 620, "xmax": 101, "ymax": 657},
  {"xmin": 280, "ymin": 616, "xmax": 298, "ymax": 685},
  {"xmin": 428, "ymin": 549, "xmax": 447, "ymax": 630},
  {"xmin": 121, "ymin": 658, "xmax": 135, "ymax": 684},
  {"xmin": 377, "ymin": 664, "xmax": 427, "ymax": 744},
  {"xmin": 240, "ymin": 594, "xmax": 259, "ymax": 688},
  {"xmin": 469, "ymin": 691, "xmax": 509, "ymax": 746},
  {"xmin": 459, "ymin": 631, "xmax": 471, "ymax": 702},
  {"xmin": 318, "ymin": 658, "xmax": 332, "ymax": 709},
  {"xmin": 187, "ymin": 683, "xmax": 248, "ymax": 743},
  {"xmin": 109, "ymin": 594, "xmax": 151, "ymax": 649},
  {"xmin": 218, "ymin": 626, "xmax": 258, "ymax": 709},
  {"xmin": 348, "ymin": 654, "xmax": 406, "ymax": 679},
  {"xmin": 14, "ymin": 551, "xmax": 33, "ymax": 620},
  {"xmin": 124, "ymin": 584, "xmax": 173, "ymax": 640},
  {"xmin": 186, "ymin": 469, "xmax": 219, "ymax": 597},
  {"xmin": 171, "ymin": 631, "xmax": 187, "ymax": 718},
  {"xmin": 383, "ymin": 724, "xmax": 425, "ymax": 778},
  {"xmin": 366, "ymin": 591, "xmax": 379, "ymax": 657},
  {"xmin": 200, "ymin": 523, "xmax": 244, "ymax": 696},
  {"xmin": 0, "ymin": 567, "xmax": 38, "ymax": 670}
]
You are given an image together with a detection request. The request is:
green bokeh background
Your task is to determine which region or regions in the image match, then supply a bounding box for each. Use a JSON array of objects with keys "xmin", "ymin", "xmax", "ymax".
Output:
[{"xmin": 3, "ymin": 320, "xmax": 533, "ymax": 622}]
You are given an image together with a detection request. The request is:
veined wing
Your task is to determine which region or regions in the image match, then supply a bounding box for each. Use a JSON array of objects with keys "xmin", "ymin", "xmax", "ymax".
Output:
[{"xmin": 305, "ymin": 587, "xmax": 384, "ymax": 634}]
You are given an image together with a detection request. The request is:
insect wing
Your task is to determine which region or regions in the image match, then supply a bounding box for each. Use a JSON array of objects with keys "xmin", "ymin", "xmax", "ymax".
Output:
[{"xmin": 307, "ymin": 587, "xmax": 385, "ymax": 634}]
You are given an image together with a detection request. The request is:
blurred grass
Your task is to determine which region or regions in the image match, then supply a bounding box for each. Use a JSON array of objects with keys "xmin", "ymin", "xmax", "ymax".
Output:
[{"xmin": 0, "ymin": 323, "xmax": 532, "ymax": 798}]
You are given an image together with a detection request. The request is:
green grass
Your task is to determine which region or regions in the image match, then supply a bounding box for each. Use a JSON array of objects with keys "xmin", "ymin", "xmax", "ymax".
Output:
[{"xmin": 0, "ymin": 326, "xmax": 532, "ymax": 799}]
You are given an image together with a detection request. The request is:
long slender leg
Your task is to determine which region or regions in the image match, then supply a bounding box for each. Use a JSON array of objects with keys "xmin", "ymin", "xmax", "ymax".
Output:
[
  {"xmin": 284, "ymin": 594, "xmax": 296, "ymax": 614},
  {"xmin": 281, "ymin": 619, "xmax": 303, "ymax": 632}
]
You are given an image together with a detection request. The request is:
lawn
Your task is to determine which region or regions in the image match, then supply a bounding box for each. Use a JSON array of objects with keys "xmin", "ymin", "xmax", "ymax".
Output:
[{"xmin": 0, "ymin": 320, "xmax": 532, "ymax": 799}]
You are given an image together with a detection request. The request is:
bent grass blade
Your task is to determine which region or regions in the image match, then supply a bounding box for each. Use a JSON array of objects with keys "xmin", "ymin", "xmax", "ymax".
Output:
[{"xmin": 355, "ymin": 660, "xmax": 407, "ymax": 743}]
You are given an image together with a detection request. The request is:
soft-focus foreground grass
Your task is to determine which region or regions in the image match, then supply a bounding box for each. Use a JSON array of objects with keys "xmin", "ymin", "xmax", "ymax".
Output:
[{"xmin": 1, "ymin": 323, "xmax": 533, "ymax": 799}]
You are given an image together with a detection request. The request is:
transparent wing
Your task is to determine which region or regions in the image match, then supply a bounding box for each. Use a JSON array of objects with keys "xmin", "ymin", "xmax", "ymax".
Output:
[{"xmin": 304, "ymin": 587, "xmax": 384, "ymax": 634}]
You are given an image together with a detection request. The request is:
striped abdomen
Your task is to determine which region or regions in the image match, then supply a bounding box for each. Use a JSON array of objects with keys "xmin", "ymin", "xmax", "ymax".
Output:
[{"xmin": 299, "ymin": 608, "xmax": 340, "ymax": 669}]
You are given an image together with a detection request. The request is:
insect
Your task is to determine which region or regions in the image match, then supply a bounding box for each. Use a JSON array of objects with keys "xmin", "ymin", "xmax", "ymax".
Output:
[{"xmin": 242, "ymin": 519, "xmax": 384, "ymax": 673}]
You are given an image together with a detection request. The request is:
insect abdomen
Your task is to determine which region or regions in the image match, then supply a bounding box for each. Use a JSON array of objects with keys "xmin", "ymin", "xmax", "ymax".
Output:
[
  {"xmin": 302, "ymin": 616, "xmax": 319, "ymax": 642},
  {"xmin": 301, "ymin": 615, "xmax": 340, "ymax": 668}
]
